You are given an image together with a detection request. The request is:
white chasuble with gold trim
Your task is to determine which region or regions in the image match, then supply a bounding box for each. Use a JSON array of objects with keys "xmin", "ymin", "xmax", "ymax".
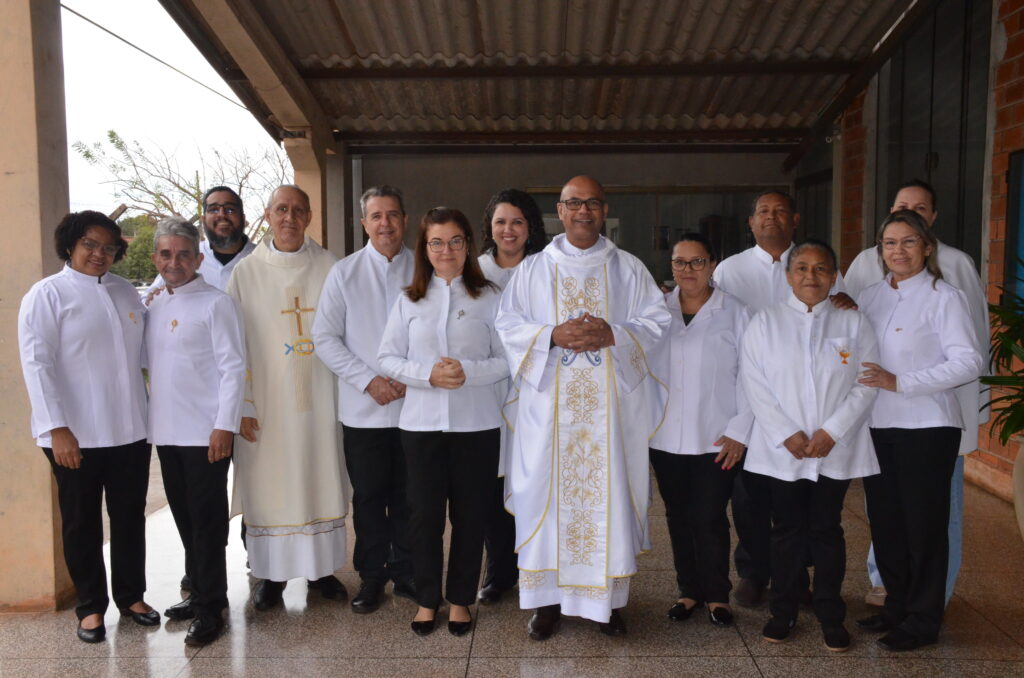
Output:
[{"xmin": 496, "ymin": 235, "xmax": 670, "ymax": 622}]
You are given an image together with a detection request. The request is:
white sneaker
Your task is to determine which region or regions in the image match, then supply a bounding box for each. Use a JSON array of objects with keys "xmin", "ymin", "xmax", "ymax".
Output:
[{"xmin": 864, "ymin": 586, "xmax": 887, "ymax": 606}]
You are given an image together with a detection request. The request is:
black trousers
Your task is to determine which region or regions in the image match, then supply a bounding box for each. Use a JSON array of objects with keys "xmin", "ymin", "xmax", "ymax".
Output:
[
  {"xmin": 864, "ymin": 427, "xmax": 960, "ymax": 641},
  {"xmin": 650, "ymin": 449, "xmax": 738, "ymax": 603},
  {"xmin": 343, "ymin": 426, "xmax": 413, "ymax": 585},
  {"xmin": 482, "ymin": 473, "xmax": 518, "ymax": 590},
  {"xmin": 401, "ymin": 428, "xmax": 499, "ymax": 609},
  {"xmin": 157, "ymin": 445, "xmax": 229, "ymax": 615},
  {"xmin": 43, "ymin": 439, "xmax": 151, "ymax": 620},
  {"xmin": 746, "ymin": 472, "xmax": 851, "ymax": 626},
  {"xmin": 731, "ymin": 470, "xmax": 771, "ymax": 585}
]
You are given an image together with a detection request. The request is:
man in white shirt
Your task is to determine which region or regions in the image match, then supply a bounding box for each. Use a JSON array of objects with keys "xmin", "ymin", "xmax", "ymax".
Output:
[
  {"xmin": 312, "ymin": 186, "xmax": 416, "ymax": 614},
  {"xmin": 146, "ymin": 217, "xmax": 246, "ymax": 646},
  {"xmin": 496, "ymin": 176, "xmax": 670, "ymax": 639},
  {"xmin": 844, "ymin": 179, "xmax": 989, "ymax": 607},
  {"xmin": 712, "ymin": 190, "xmax": 854, "ymax": 608}
]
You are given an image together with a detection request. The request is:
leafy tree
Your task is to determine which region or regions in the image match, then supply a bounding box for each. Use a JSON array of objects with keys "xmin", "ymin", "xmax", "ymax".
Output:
[
  {"xmin": 117, "ymin": 213, "xmax": 156, "ymax": 238},
  {"xmin": 110, "ymin": 224, "xmax": 157, "ymax": 283}
]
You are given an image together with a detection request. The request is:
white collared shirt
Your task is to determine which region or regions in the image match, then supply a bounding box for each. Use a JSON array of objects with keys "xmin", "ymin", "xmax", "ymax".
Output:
[
  {"xmin": 18, "ymin": 265, "xmax": 148, "ymax": 448},
  {"xmin": 145, "ymin": 275, "xmax": 247, "ymax": 445},
  {"xmin": 858, "ymin": 270, "xmax": 984, "ymax": 430},
  {"xmin": 477, "ymin": 251, "xmax": 524, "ymax": 290},
  {"xmin": 378, "ymin": 276, "xmax": 508, "ymax": 432},
  {"xmin": 740, "ymin": 293, "xmax": 880, "ymax": 482},
  {"xmin": 650, "ymin": 287, "xmax": 754, "ymax": 454},
  {"xmin": 713, "ymin": 243, "xmax": 846, "ymax": 312},
  {"xmin": 312, "ymin": 245, "xmax": 414, "ymax": 428},
  {"xmin": 150, "ymin": 237, "xmax": 256, "ymax": 293}
]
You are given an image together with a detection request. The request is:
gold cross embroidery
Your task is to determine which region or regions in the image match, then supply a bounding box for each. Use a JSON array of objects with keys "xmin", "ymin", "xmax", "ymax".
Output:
[{"xmin": 281, "ymin": 296, "xmax": 315, "ymax": 336}]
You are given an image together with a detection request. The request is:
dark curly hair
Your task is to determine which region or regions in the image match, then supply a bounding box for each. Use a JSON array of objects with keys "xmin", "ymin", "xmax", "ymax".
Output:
[
  {"xmin": 54, "ymin": 210, "xmax": 127, "ymax": 263},
  {"xmin": 480, "ymin": 188, "xmax": 547, "ymax": 257}
]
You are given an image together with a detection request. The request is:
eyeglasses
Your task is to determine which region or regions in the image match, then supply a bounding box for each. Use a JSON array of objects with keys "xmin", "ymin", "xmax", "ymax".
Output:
[
  {"xmin": 880, "ymin": 236, "xmax": 924, "ymax": 250},
  {"xmin": 427, "ymin": 236, "xmax": 466, "ymax": 252},
  {"xmin": 204, "ymin": 203, "xmax": 239, "ymax": 216},
  {"xmin": 671, "ymin": 257, "xmax": 708, "ymax": 271},
  {"xmin": 79, "ymin": 238, "xmax": 119, "ymax": 257},
  {"xmin": 559, "ymin": 198, "xmax": 605, "ymax": 211}
]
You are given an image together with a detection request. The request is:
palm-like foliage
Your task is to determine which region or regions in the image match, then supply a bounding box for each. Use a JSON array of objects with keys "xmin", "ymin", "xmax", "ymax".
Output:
[{"xmin": 982, "ymin": 273, "xmax": 1024, "ymax": 445}]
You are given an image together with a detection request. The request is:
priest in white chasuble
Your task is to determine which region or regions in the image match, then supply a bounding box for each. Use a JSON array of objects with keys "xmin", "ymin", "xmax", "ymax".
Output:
[
  {"xmin": 226, "ymin": 185, "xmax": 350, "ymax": 610},
  {"xmin": 495, "ymin": 176, "xmax": 670, "ymax": 638}
]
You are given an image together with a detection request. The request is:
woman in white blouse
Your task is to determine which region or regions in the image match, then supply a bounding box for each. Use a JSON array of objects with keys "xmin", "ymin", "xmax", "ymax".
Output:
[
  {"xmin": 649, "ymin": 233, "xmax": 751, "ymax": 627},
  {"xmin": 378, "ymin": 207, "xmax": 508, "ymax": 637},
  {"xmin": 18, "ymin": 212, "xmax": 158, "ymax": 643},
  {"xmin": 740, "ymin": 240, "xmax": 879, "ymax": 651},
  {"xmin": 475, "ymin": 188, "xmax": 547, "ymax": 605},
  {"xmin": 855, "ymin": 210, "xmax": 983, "ymax": 652}
]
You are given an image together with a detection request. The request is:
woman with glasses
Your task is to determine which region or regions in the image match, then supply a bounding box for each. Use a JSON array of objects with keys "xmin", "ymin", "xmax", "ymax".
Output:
[
  {"xmin": 855, "ymin": 211, "xmax": 983, "ymax": 651},
  {"xmin": 475, "ymin": 189, "xmax": 547, "ymax": 605},
  {"xmin": 378, "ymin": 207, "xmax": 508, "ymax": 637},
  {"xmin": 649, "ymin": 233, "xmax": 752, "ymax": 628},
  {"xmin": 18, "ymin": 211, "xmax": 158, "ymax": 643}
]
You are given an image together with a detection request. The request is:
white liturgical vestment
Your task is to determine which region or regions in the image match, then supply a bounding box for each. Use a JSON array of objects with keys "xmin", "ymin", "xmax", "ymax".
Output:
[
  {"xmin": 19, "ymin": 265, "xmax": 147, "ymax": 448},
  {"xmin": 226, "ymin": 236, "xmax": 350, "ymax": 582},
  {"xmin": 713, "ymin": 243, "xmax": 846, "ymax": 312},
  {"xmin": 740, "ymin": 294, "xmax": 880, "ymax": 482},
  {"xmin": 495, "ymin": 234, "xmax": 670, "ymax": 623},
  {"xmin": 846, "ymin": 242, "xmax": 989, "ymax": 454},
  {"xmin": 145, "ymin": 275, "xmax": 246, "ymax": 446}
]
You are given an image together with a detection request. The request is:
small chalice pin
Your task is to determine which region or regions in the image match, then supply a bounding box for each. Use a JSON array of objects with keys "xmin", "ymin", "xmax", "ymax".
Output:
[{"xmin": 838, "ymin": 347, "xmax": 850, "ymax": 365}]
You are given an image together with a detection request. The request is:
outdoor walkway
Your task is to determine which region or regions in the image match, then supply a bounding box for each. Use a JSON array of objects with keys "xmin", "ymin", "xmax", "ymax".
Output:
[{"xmin": 0, "ymin": 474, "xmax": 1022, "ymax": 677}]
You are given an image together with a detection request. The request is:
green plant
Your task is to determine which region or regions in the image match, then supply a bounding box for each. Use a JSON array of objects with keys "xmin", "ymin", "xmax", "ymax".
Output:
[{"xmin": 982, "ymin": 273, "xmax": 1024, "ymax": 445}]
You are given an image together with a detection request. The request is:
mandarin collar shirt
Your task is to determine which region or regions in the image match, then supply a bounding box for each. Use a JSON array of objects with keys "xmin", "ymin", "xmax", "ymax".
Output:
[
  {"xmin": 650, "ymin": 287, "xmax": 754, "ymax": 454},
  {"xmin": 713, "ymin": 243, "xmax": 846, "ymax": 312},
  {"xmin": 311, "ymin": 245, "xmax": 414, "ymax": 428},
  {"xmin": 378, "ymin": 276, "xmax": 508, "ymax": 432},
  {"xmin": 740, "ymin": 293, "xmax": 880, "ymax": 482},
  {"xmin": 858, "ymin": 269, "xmax": 984, "ymax": 430},
  {"xmin": 18, "ymin": 265, "xmax": 148, "ymax": 448},
  {"xmin": 477, "ymin": 252, "xmax": 522, "ymax": 290},
  {"xmin": 145, "ymin": 275, "xmax": 247, "ymax": 445}
]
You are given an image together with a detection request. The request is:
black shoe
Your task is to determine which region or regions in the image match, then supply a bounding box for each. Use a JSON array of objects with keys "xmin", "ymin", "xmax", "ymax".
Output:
[
  {"xmin": 733, "ymin": 578, "xmax": 766, "ymax": 608},
  {"xmin": 76, "ymin": 621, "xmax": 106, "ymax": 643},
  {"xmin": 708, "ymin": 605, "xmax": 734, "ymax": 627},
  {"xmin": 667, "ymin": 600, "xmax": 703, "ymax": 621},
  {"xmin": 308, "ymin": 575, "xmax": 347, "ymax": 601},
  {"xmin": 164, "ymin": 596, "xmax": 195, "ymax": 621},
  {"xmin": 180, "ymin": 575, "xmax": 192, "ymax": 592},
  {"xmin": 119, "ymin": 604, "xmax": 161, "ymax": 627},
  {"xmin": 527, "ymin": 604, "xmax": 561, "ymax": 641},
  {"xmin": 878, "ymin": 627, "xmax": 934, "ymax": 652},
  {"xmin": 477, "ymin": 583, "xmax": 511, "ymax": 605},
  {"xmin": 392, "ymin": 578, "xmax": 417, "ymax": 602},
  {"xmin": 184, "ymin": 614, "xmax": 225, "ymax": 647},
  {"xmin": 351, "ymin": 581, "xmax": 384, "ymax": 614},
  {"xmin": 598, "ymin": 609, "xmax": 627, "ymax": 636},
  {"xmin": 762, "ymin": 616, "xmax": 796, "ymax": 643},
  {"xmin": 856, "ymin": 613, "xmax": 895, "ymax": 633},
  {"xmin": 823, "ymin": 624, "xmax": 851, "ymax": 652},
  {"xmin": 411, "ymin": 611, "xmax": 437, "ymax": 636},
  {"xmin": 252, "ymin": 579, "xmax": 284, "ymax": 611},
  {"xmin": 448, "ymin": 612, "xmax": 473, "ymax": 637}
]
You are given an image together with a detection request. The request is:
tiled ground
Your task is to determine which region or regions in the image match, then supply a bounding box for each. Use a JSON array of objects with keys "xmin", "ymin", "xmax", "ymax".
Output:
[{"xmin": 1, "ymin": 474, "xmax": 1022, "ymax": 677}]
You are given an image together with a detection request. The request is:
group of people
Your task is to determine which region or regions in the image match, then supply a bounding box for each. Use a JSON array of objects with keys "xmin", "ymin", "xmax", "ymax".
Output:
[{"xmin": 17, "ymin": 174, "xmax": 987, "ymax": 655}]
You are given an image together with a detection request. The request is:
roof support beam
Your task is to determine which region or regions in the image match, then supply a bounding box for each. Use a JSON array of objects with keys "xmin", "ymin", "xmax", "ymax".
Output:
[{"xmin": 335, "ymin": 129, "xmax": 809, "ymax": 146}]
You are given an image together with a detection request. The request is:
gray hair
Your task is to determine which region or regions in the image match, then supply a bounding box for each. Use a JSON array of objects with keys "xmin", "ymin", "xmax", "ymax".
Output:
[
  {"xmin": 154, "ymin": 216, "xmax": 200, "ymax": 255},
  {"xmin": 267, "ymin": 184, "xmax": 311, "ymax": 210},
  {"xmin": 786, "ymin": 238, "xmax": 837, "ymax": 272},
  {"xmin": 360, "ymin": 185, "xmax": 405, "ymax": 217}
]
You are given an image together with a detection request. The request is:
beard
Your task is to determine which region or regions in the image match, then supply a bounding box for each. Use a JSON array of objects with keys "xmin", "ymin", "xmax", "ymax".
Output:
[{"xmin": 204, "ymin": 223, "xmax": 245, "ymax": 251}]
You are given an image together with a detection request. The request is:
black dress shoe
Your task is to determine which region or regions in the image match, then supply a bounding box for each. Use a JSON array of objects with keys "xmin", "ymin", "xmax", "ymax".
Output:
[
  {"xmin": 823, "ymin": 624, "xmax": 851, "ymax": 652},
  {"xmin": 527, "ymin": 604, "xmax": 561, "ymax": 641},
  {"xmin": 708, "ymin": 605, "xmax": 734, "ymax": 627},
  {"xmin": 120, "ymin": 605, "xmax": 161, "ymax": 626},
  {"xmin": 477, "ymin": 583, "xmax": 511, "ymax": 605},
  {"xmin": 180, "ymin": 575, "xmax": 192, "ymax": 592},
  {"xmin": 253, "ymin": 579, "xmax": 284, "ymax": 611},
  {"xmin": 448, "ymin": 613, "xmax": 473, "ymax": 637},
  {"xmin": 411, "ymin": 612, "xmax": 437, "ymax": 636},
  {"xmin": 856, "ymin": 613, "xmax": 895, "ymax": 633},
  {"xmin": 308, "ymin": 575, "xmax": 347, "ymax": 601},
  {"xmin": 598, "ymin": 609, "xmax": 627, "ymax": 636},
  {"xmin": 184, "ymin": 614, "xmax": 225, "ymax": 647},
  {"xmin": 392, "ymin": 578, "xmax": 417, "ymax": 602},
  {"xmin": 76, "ymin": 621, "xmax": 106, "ymax": 643},
  {"xmin": 877, "ymin": 627, "xmax": 935, "ymax": 652},
  {"xmin": 733, "ymin": 578, "xmax": 766, "ymax": 608},
  {"xmin": 164, "ymin": 596, "xmax": 195, "ymax": 621},
  {"xmin": 667, "ymin": 600, "xmax": 703, "ymax": 621},
  {"xmin": 762, "ymin": 616, "xmax": 796, "ymax": 643},
  {"xmin": 351, "ymin": 581, "xmax": 384, "ymax": 614}
]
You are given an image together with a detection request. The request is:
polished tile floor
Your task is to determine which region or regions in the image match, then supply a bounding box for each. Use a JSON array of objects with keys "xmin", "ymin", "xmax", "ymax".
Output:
[{"xmin": 1, "ymin": 475, "xmax": 1022, "ymax": 677}]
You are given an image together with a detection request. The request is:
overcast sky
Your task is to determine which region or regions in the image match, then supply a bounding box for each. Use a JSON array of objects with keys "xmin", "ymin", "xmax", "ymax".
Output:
[{"xmin": 61, "ymin": 0, "xmax": 280, "ymax": 213}]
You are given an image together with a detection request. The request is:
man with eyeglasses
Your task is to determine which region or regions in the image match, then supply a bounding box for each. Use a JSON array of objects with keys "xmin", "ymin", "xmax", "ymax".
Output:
[
  {"xmin": 312, "ymin": 186, "xmax": 417, "ymax": 614},
  {"xmin": 496, "ymin": 175, "xmax": 670, "ymax": 640},
  {"xmin": 844, "ymin": 179, "xmax": 989, "ymax": 611}
]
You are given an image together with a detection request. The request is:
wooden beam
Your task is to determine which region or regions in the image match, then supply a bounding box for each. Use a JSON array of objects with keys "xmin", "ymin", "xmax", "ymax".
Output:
[
  {"xmin": 335, "ymin": 129, "xmax": 810, "ymax": 146},
  {"xmin": 349, "ymin": 143, "xmax": 799, "ymax": 156}
]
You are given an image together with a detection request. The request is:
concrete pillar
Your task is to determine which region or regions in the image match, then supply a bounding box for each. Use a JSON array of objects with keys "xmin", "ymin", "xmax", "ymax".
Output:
[
  {"xmin": 283, "ymin": 133, "xmax": 330, "ymax": 248},
  {"xmin": 325, "ymin": 147, "xmax": 353, "ymax": 256},
  {"xmin": 0, "ymin": 0, "xmax": 74, "ymax": 612}
]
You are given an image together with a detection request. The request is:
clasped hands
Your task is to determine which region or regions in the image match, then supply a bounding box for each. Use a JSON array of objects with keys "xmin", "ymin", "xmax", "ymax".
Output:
[
  {"xmin": 429, "ymin": 357, "xmax": 466, "ymax": 390},
  {"xmin": 551, "ymin": 313, "xmax": 615, "ymax": 353},
  {"xmin": 366, "ymin": 375, "xmax": 407, "ymax": 405},
  {"xmin": 782, "ymin": 429, "xmax": 836, "ymax": 460}
]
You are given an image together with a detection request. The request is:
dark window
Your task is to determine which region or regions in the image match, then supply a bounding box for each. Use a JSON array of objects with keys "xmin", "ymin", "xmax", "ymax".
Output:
[{"xmin": 1005, "ymin": 151, "xmax": 1024, "ymax": 297}]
